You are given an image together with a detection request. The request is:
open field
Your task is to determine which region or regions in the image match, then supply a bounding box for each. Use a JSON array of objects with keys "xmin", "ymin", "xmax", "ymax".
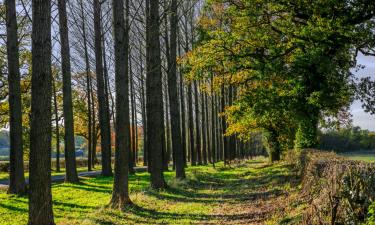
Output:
[
  {"xmin": 339, "ymin": 151, "xmax": 375, "ymax": 162},
  {"xmin": 0, "ymin": 158, "xmax": 301, "ymax": 225},
  {"xmin": 0, "ymin": 166, "xmax": 102, "ymax": 181}
]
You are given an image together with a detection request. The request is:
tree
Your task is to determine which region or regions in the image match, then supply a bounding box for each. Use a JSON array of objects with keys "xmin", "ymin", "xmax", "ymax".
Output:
[
  {"xmin": 111, "ymin": 0, "xmax": 132, "ymax": 208},
  {"xmin": 183, "ymin": 0, "xmax": 375, "ymax": 159},
  {"xmin": 168, "ymin": 0, "xmax": 185, "ymax": 178},
  {"xmin": 93, "ymin": 0, "xmax": 112, "ymax": 176},
  {"xmin": 146, "ymin": 0, "xmax": 166, "ymax": 189},
  {"xmin": 58, "ymin": 0, "xmax": 79, "ymax": 183},
  {"xmin": 5, "ymin": 0, "xmax": 27, "ymax": 194},
  {"xmin": 28, "ymin": 0, "xmax": 55, "ymax": 223}
]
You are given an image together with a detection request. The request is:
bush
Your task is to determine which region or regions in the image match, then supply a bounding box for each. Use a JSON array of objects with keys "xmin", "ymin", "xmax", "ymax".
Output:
[{"xmin": 299, "ymin": 150, "xmax": 375, "ymax": 224}]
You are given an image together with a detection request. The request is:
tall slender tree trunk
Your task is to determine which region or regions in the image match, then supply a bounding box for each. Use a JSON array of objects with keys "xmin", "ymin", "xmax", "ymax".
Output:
[
  {"xmin": 139, "ymin": 45, "xmax": 148, "ymax": 167},
  {"xmin": 129, "ymin": 59, "xmax": 136, "ymax": 174},
  {"xmin": 58, "ymin": 0, "xmax": 79, "ymax": 183},
  {"xmin": 145, "ymin": 0, "xmax": 152, "ymax": 172},
  {"xmin": 91, "ymin": 86, "xmax": 97, "ymax": 167},
  {"xmin": 168, "ymin": 0, "xmax": 185, "ymax": 178},
  {"xmin": 79, "ymin": 0, "xmax": 92, "ymax": 171},
  {"xmin": 194, "ymin": 81, "xmax": 202, "ymax": 165},
  {"xmin": 221, "ymin": 85, "xmax": 229, "ymax": 165},
  {"xmin": 164, "ymin": 91, "xmax": 171, "ymax": 171},
  {"xmin": 111, "ymin": 0, "xmax": 132, "ymax": 208},
  {"xmin": 146, "ymin": 0, "xmax": 166, "ymax": 189},
  {"xmin": 210, "ymin": 80, "xmax": 216, "ymax": 165},
  {"xmin": 52, "ymin": 81, "xmax": 61, "ymax": 172},
  {"xmin": 5, "ymin": 0, "xmax": 26, "ymax": 195},
  {"xmin": 28, "ymin": 0, "xmax": 55, "ymax": 223},
  {"xmin": 180, "ymin": 78, "xmax": 187, "ymax": 167},
  {"xmin": 187, "ymin": 83, "xmax": 196, "ymax": 166},
  {"xmin": 93, "ymin": 0, "xmax": 112, "ymax": 176},
  {"xmin": 201, "ymin": 91, "xmax": 208, "ymax": 165}
]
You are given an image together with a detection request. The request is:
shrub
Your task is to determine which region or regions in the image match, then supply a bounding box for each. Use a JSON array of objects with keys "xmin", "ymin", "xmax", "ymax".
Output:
[{"xmin": 300, "ymin": 150, "xmax": 375, "ymax": 224}]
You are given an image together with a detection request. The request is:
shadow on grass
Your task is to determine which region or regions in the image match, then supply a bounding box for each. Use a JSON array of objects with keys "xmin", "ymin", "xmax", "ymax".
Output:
[
  {"xmin": 0, "ymin": 202, "xmax": 28, "ymax": 213},
  {"xmin": 93, "ymin": 202, "xmax": 271, "ymax": 225}
]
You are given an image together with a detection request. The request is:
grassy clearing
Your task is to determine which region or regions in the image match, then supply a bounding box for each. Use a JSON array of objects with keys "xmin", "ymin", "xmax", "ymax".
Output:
[
  {"xmin": 0, "ymin": 158, "xmax": 299, "ymax": 225},
  {"xmin": 339, "ymin": 151, "xmax": 375, "ymax": 162},
  {"xmin": 0, "ymin": 166, "xmax": 102, "ymax": 181}
]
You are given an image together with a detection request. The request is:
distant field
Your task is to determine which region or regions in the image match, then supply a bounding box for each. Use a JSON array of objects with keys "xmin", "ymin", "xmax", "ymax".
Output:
[{"xmin": 339, "ymin": 151, "xmax": 375, "ymax": 162}]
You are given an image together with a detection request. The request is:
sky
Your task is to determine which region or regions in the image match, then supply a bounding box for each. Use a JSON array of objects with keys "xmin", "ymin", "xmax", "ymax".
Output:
[{"xmin": 351, "ymin": 54, "xmax": 375, "ymax": 131}]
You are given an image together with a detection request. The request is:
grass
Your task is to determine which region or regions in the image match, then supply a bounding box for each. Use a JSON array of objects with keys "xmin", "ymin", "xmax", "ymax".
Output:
[
  {"xmin": 339, "ymin": 151, "xmax": 375, "ymax": 162},
  {"xmin": 0, "ymin": 157, "xmax": 299, "ymax": 225},
  {"xmin": 0, "ymin": 166, "xmax": 102, "ymax": 181}
]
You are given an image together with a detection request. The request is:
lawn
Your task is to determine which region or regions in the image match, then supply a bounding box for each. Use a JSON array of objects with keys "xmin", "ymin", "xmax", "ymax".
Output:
[{"xmin": 0, "ymin": 158, "xmax": 299, "ymax": 225}]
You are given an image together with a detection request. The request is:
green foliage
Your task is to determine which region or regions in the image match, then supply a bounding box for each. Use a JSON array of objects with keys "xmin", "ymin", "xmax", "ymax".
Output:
[{"xmin": 182, "ymin": 0, "xmax": 375, "ymax": 152}]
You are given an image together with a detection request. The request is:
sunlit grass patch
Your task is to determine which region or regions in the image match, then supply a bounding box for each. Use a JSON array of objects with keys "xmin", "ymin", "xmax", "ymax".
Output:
[{"xmin": 0, "ymin": 157, "xmax": 299, "ymax": 225}]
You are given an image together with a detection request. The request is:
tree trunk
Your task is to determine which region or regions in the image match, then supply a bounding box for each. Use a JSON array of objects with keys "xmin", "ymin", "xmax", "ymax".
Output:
[
  {"xmin": 210, "ymin": 82, "xmax": 217, "ymax": 165},
  {"xmin": 164, "ymin": 91, "xmax": 171, "ymax": 171},
  {"xmin": 168, "ymin": 0, "xmax": 185, "ymax": 178},
  {"xmin": 187, "ymin": 83, "xmax": 196, "ymax": 166},
  {"xmin": 93, "ymin": 0, "xmax": 112, "ymax": 176},
  {"xmin": 129, "ymin": 58, "xmax": 136, "ymax": 174},
  {"xmin": 264, "ymin": 129, "xmax": 281, "ymax": 163},
  {"xmin": 179, "ymin": 61, "xmax": 187, "ymax": 168},
  {"xmin": 139, "ymin": 44, "xmax": 147, "ymax": 167},
  {"xmin": 28, "ymin": 0, "xmax": 55, "ymax": 223},
  {"xmin": 221, "ymin": 85, "xmax": 229, "ymax": 165},
  {"xmin": 58, "ymin": 0, "xmax": 79, "ymax": 183},
  {"xmin": 52, "ymin": 81, "xmax": 60, "ymax": 172},
  {"xmin": 111, "ymin": 0, "xmax": 132, "ymax": 208},
  {"xmin": 79, "ymin": 0, "xmax": 92, "ymax": 172},
  {"xmin": 146, "ymin": 0, "xmax": 166, "ymax": 189},
  {"xmin": 201, "ymin": 90, "xmax": 208, "ymax": 165},
  {"xmin": 5, "ymin": 0, "xmax": 27, "ymax": 195},
  {"xmin": 194, "ymin": 81, "xmax": 202, "ymax": 165}
]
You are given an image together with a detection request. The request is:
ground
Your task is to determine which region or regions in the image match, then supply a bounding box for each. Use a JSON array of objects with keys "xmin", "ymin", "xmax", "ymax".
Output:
[{"xmin": 0, "ymin": 157, "xmax": 305, "ymax": 225}]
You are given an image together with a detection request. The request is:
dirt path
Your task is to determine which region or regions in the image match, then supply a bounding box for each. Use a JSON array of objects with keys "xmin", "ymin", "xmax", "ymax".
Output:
[{"xmin": 192, "ymin": 161, "xmax": 299, "ymax": 224}]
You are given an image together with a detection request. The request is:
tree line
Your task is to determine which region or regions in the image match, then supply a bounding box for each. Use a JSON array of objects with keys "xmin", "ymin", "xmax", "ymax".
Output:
[
  {"xmin": 182, "ymin": 0, "xmax": 375, "ymax": 162},
  {"xmin": 0, "ymin": 0, "xmax": 257, "ymax": 224}
]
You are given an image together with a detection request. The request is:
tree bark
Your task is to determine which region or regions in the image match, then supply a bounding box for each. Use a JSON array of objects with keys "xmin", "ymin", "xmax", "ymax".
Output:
[
  {"xmin": 28, "ymin": 0, "xmax": 55, "ymax": 223},
  {"xmin": 194, "ymin": 81, "xmax": 202, "ymax": 165},
  {"xmin": 111, "ymin": 0, "xmax": 132, "ymax": 208},
  {"xmin": 52, "ymin": 81, "xmax": 60, "ymax": 172},
  {"xmin": 187, "ymin": 83, "xmax": 196, "ymax": 166},
  {"xmin": 93, "ymin": 0, "xmax": 112, "ymax": 176},
  {"xmin": 79, "ymin": 0, "xmax": 92, "ymax": 171},
  {"xmin": 129, "ymin": 57, "xmax": 136, "ymax": 174},
  {"xmin": 202, "ymin": 90, "xmax": 208, "ymax": 165},
  {"xmin": 146, "ymin": 0, "xmax": 167, "ymax": 189},
  {"xmin": 58, "ymin": 0, "xmax": 79, "ymax": 183},
  {"xmin": 168, "ymin": 0, "xmax": 185, "ymax": 178},
  {"xmin": 210, "ymin": 80, "xmax": 216, "ymax": 165},
  {"xmin": 5, "ymin": 0, "xmax": 27, "ymax": 195}
]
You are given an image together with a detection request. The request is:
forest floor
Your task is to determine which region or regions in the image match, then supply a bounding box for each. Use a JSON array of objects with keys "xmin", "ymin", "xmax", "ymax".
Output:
[{"xmin": 0, "ymin": 158, "xmax": 304, "ymax": 225}]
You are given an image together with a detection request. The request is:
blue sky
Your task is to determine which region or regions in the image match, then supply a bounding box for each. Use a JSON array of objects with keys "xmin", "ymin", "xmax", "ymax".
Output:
[{"xmin": 351, "ymin": 54, "xmax": 375, "ymax": 131}]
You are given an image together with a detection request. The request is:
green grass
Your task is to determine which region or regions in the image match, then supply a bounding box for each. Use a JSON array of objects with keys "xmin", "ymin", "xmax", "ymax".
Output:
[
  {"xmin": 339, "ymin": 151, "xmax": 375, "ymax": 162},
  {"xmin": 0, "ymin": 158, "xmax": 298, "ymax": 225},
  {"xmin": 0, "ymin": 166, "xmax": 102, "ymax": 181}
]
